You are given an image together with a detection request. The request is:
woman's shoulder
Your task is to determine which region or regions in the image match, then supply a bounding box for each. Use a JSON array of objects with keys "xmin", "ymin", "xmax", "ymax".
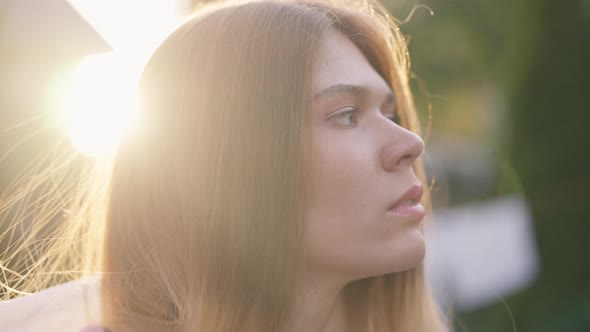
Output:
[{"xmin": 0, "ymin": 275, "xmax": 103, "ymax": 332}]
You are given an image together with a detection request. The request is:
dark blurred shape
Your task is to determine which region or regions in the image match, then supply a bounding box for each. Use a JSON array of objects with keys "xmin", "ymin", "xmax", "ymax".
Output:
[{"xmin": 504, "ymin": 0, "xmax": 590, "ymax": 331}]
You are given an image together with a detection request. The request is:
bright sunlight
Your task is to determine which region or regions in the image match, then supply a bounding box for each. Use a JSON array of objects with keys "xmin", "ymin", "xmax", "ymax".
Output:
[
  {"xmin": 61, "ymin": 0, "xmax": 180, "ymax": 156},
  {"xmin": 61, "ymin": 53, "xmax": 141, "ymax": 156}
]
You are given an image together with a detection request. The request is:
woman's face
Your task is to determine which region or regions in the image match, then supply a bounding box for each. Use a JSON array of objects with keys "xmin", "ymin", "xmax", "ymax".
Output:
[{"xmin": 305, "ymin": 31, "xmax": 426, "ymax": 281}]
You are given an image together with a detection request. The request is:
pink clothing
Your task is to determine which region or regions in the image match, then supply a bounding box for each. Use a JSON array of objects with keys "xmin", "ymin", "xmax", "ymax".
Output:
[{"xmin": 80, "ymin": 326, "xmax": 110, "ymax": 332}]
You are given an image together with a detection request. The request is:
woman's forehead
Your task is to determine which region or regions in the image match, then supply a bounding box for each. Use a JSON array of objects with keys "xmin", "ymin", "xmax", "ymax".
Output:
[{"xmin": 313, "ymin": 31, "xmax": 391, "ymax": 98}]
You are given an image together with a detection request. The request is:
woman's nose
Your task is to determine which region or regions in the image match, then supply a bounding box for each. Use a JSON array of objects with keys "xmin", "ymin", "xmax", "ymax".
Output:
[{"xmin": 380, "ymin": 129, "xmax": 425, "ymax": 172}]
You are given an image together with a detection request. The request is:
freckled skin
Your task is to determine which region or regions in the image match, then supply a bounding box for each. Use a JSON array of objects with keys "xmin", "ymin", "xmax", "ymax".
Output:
[{"xmin": 306, "ymin": 31, "xmax": 426, "ymax": 280}]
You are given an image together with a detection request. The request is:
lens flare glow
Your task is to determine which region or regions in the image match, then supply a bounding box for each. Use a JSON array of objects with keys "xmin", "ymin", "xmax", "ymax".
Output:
[
  {"xmin": 61, "ymin": 0, "xmax": 180, "ymax": 156},
  {"xmin": 62, "ymin": 53, "xmax": 141, "ymax": 156}
]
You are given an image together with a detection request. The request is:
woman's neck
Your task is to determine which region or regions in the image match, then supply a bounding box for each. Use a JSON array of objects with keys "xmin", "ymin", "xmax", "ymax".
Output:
[{"xmin": 285, "ymin": 271, "xmax": 350, "ymax": 332}]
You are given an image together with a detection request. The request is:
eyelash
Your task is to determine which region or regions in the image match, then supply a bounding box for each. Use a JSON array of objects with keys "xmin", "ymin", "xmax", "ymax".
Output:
[
  {"xmin": 330, "ymin": 108, "xmax": 401, "ymax": 127},
  {"xmin": 331, "ymin": 108, "xmax": 358, "ymax": 126}
]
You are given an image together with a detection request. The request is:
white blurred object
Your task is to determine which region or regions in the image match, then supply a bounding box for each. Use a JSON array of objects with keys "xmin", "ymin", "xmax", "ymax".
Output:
[
  {"xmin": 66, "ymin": 0, "xmax": 180, "ymax": 61},
  {"xmin": 425, "ymin": 194, "xmax": 540, "ymax": 312}
]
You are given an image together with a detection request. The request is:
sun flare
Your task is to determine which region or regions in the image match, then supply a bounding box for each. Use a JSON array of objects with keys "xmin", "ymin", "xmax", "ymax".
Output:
[
  {"xmin": 62, "ymin": 53, "xmax": 141, "ymax": 157},
  {"xmin": 61, "ymin": 0, "xmax": 180, "ymax": 156}
]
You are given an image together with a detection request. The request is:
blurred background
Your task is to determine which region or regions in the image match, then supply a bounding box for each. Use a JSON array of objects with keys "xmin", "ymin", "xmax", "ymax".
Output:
[{"xmin": 1, "ymin": 0, "xmax": 588, "ymax": 331}]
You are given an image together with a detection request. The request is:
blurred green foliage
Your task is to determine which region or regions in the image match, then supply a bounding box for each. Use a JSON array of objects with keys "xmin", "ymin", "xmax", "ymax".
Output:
[{"xmin": 383, "ymin": 0, "xmax": 590, "ymax": 330}]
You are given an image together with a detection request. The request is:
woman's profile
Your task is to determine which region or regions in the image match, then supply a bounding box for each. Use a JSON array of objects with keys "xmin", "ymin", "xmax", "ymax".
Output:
[{"xmin": 0, "ymin": 0, "xmax": 447, "ymax": 331}]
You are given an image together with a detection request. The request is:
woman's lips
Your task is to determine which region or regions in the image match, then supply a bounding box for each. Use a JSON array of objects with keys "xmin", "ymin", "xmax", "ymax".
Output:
[
  {"xmin": 387, "ymin": 200, "xmax": 425, "ymax": 220},
  {"xmin": 387, "ymin": 184, "xmax": 424, "ymax": 220}
]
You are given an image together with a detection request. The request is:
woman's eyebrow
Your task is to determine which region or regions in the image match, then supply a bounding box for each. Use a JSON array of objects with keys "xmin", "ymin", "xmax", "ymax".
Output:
[
  {"xmin": 313, "ymin": 84, "xmax": 369, "ymax": 100},
  {"xmin": 313, "ymin": 84, "xmax": 396, "ymax": 107}
]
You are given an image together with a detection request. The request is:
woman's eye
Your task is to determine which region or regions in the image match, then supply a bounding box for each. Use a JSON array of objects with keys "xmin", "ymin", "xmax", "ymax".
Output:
[{"xmin": 330, "ymin": 108, "xmax": 358, "ymax": 127}]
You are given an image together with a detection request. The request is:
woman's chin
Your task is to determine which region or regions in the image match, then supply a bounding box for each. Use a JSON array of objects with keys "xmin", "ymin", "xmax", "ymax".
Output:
[{"xmin": 385, "ymin": 231, "xmax": 426, "ymax": 273}]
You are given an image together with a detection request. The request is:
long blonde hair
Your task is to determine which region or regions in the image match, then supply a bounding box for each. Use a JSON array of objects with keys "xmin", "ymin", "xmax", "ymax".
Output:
[{"xmin": 0, "ymin": 0, "xmax": 445, "ymax": 331}]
